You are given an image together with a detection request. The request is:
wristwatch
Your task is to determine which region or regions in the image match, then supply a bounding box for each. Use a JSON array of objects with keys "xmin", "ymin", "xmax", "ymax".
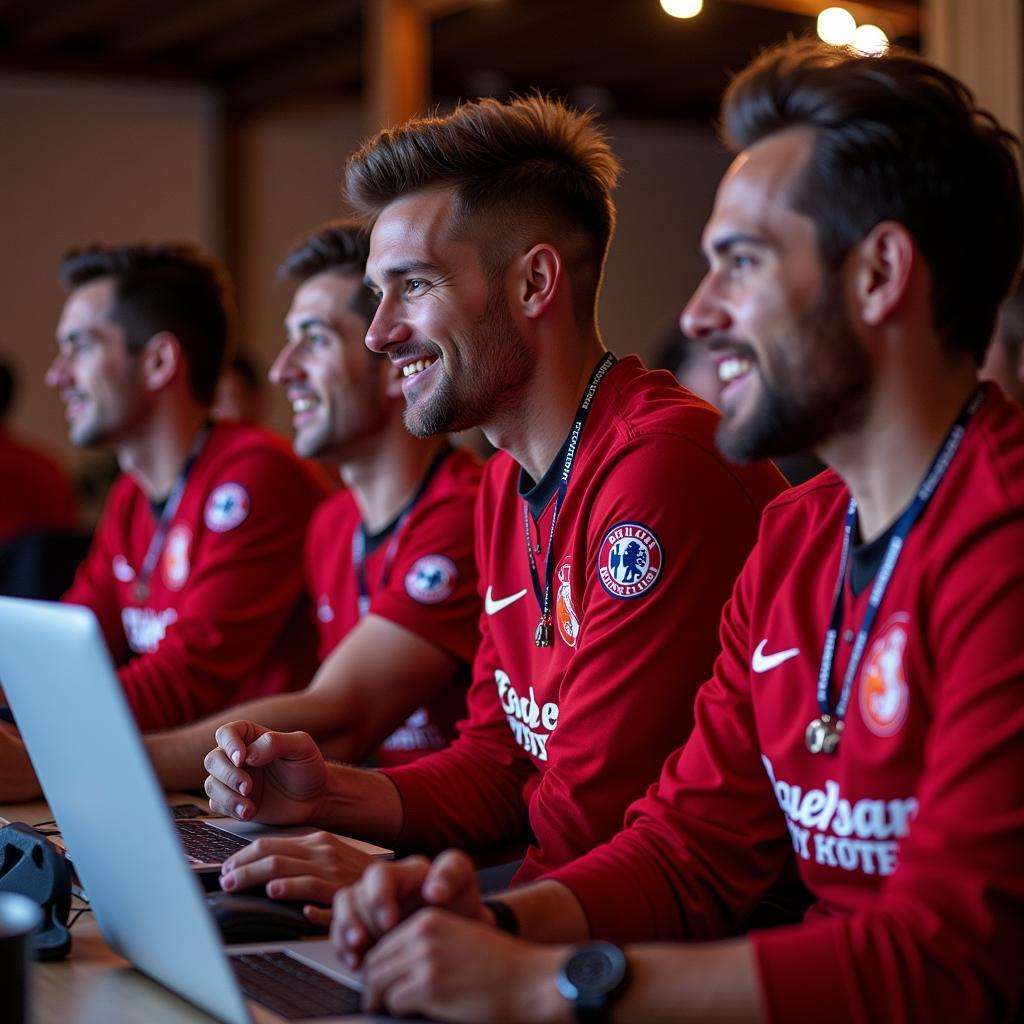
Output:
[{"xmin": 555, "ymin": 941, "xmax": 628, "ymax": 1023}]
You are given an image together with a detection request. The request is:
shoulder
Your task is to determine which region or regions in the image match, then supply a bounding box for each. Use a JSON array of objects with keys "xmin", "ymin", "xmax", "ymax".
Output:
[{"xmin": 201, "ymin": 421, "xmax": 330, "ymax": 495}]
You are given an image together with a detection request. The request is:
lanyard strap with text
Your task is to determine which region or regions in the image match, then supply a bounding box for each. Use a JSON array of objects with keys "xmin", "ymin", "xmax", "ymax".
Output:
[
  {"xmin": 524, "ymin": 351, "xmax": 617, "ymax": 648},
  {"xmin": 807, "ymin": 386, "xmax": 985, "ymax": 754},
  {"xmin": 134, "ymin": 420, "xmax": 213, "ymax": 602},
  {"xmin": 352, "ymin": 444, "xmax": 453, "ymax": 619}
]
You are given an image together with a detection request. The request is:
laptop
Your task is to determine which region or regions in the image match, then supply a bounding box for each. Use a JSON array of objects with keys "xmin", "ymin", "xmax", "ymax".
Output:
[{"xmin": 0, "ymin": 596, "xmax": 411, "ymax": 1022}]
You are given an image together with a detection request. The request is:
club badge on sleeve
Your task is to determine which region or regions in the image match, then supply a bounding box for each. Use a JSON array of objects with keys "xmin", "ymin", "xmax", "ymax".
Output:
[
  {"xmin": 405, "ymin": 555, "xmax": 457, "ymax": 604},
  {"xmin": 597, "ymin": 521, "xmax": 663, "ymax": 599},
  {"xmin": 204, "ymin": 482, "xmax": 250, "ymax": 533}
]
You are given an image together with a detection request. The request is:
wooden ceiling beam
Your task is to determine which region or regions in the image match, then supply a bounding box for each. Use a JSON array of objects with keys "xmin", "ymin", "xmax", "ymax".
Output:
[{"xmin": 15, "ymin": 0, "xmax": 149, "ymax": 48}]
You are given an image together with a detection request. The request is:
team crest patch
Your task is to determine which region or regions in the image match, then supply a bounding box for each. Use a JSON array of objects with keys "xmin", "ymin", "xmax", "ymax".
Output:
[
  {"xmin": 597, "ymin": 522, "xmax": 663, "ymax": 599},
  {"xmin": 162, "ymin": 524, "xmax": 192, "ymax": 590},
  {"xmin": 859, "ymin": 613, "xmax": 910, "ymax": 738},
  {"xmin": 405, "ymin": 555, "xmax": 457, "ymax": 604},
  {"xmin": 204, "ymin": 482, "xmax": 250, "ymax": 533},
  {"xmin": 555, "ymin": 557, "xmax": 580, "ymax": 647}
]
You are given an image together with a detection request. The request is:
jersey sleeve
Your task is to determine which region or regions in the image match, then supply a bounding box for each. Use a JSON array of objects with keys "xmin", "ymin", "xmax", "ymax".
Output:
[
  {"xmin": 516, "ymin": 435, "xmax": 779, "ymax": 879},
  {"xmin": 545, "ymin": 536, "xmax": 791, "ymax": 939},
  {"xmin": 62, "ymin": 477, "xmax": 134, "ymax": 663},
  {"xmin": 751, "ymin": 513, "xmax": 1024, "ymax": 1023},
  {"xmin": 381, "ymin": 482, "xmax": 537, "ymax": 856},
  {"xmin": 367, "ymin": 480, "xmax": 480, "ymax": 666},
  {"xmin": 119, "ymin": 449, "xmax": 325, "ymax": 729}
]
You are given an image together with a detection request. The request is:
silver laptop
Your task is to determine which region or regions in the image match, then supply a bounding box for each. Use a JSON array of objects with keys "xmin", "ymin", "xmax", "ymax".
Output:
[{"xmin": 0, "ymin": 596, "xmax": 403, "ymax": 1022}]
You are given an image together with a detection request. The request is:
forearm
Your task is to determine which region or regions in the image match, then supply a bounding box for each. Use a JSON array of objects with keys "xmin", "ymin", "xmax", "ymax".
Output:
[
  {"xmin": 501, "ymin": 880, "xmax": 591, "ymax": 943},
  {"xmin": 313, "ymin": 763, "xmax": 405, "ymax": 845},
  {"xmin": 611, "ymin": 940, "xmax": 762, "ymax": 1024},
  {"xmin": 147, "ymin": 689, "xmax": 362, "ymax": 792}
]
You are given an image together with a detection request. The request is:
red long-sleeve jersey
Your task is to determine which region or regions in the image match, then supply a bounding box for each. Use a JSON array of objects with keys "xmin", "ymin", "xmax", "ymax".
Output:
[
  {"xmin": 548, "ymin": 386, "xmax": 1024, "ymax": 1023},
  {"xmin": 64, "ymin": 421, "xmax": 330, "ymax": 729},
  {"xmin": 304, "ymin": 448, "xmax": 483, "ymax": 767},
  {"xmin": 383, "ymin": 356, "xmax": 787, "ymax": 880}
]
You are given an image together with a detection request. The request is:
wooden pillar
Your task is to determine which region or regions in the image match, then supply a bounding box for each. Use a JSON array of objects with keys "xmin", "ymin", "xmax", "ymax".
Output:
[{"xmin": 365, "ymin": 0, "xmax": 431, "ymax": 132}]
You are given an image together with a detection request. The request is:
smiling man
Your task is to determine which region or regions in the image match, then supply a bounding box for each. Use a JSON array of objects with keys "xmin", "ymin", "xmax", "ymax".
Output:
[
  {"xmin": 205, "ymin": 98, "xmax": 785, "ymax": 892},
  {"xmin": 0, "ymin": 243, "xmax": 330, "ymax": 801},
  {"xmin": 322, "ymin": 42, "xmax": 1024, "ymax": 1024}
]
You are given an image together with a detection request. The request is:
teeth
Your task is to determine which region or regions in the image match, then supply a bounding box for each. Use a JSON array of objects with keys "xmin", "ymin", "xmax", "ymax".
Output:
[
  {"xmin": 402, "ymin": 358, "xmax": 436, "ymax": 378},
  {"xmin": 718, "ymin": 357, "xmax": 752, "ymax": 384},
  {"xmin": 291, "ymin": 396, "xmax": 316, "ymax": 413}
]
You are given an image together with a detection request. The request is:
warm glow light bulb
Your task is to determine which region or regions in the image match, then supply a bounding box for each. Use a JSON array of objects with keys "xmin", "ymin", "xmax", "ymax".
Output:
[
  {"xmin": 816, "ymin": 7, "xmax": 856, "ymax": 46},
  {"xmin": 660, "ymin": 0, "xmax": 703, "ymax": 19},
  {"xmin": 851, "ymin": 23, "xmax": 889, "ymax": 55}
]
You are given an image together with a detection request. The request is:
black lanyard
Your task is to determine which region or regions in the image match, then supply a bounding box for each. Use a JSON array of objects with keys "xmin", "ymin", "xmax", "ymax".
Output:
[
  {"xmin": 806, "ymin": 386, "xmax": 985, "ymax": 754},
  {"xmin": 134, "ymin": 421, "xmax": 212, "ymax": 602},
  {"xmin": 352, "ymin": 444, "xmax": 453, "ymax": 618},
  {"xmin": 523, "ymin": 352, "xmax": 617, "ymax": 647}
]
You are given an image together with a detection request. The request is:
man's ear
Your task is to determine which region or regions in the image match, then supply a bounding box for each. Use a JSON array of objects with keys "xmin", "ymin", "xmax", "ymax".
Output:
[
  {"xmin": 515, "ymin": 244, "xmax": 563, "ymax": 321},
  {"xmin": 851, "ymin": 221, "xmax": 916, "ymax": 327},
  {"xmin": 141, "ymin": 332, "xmax": 181, "ymax": 391}
]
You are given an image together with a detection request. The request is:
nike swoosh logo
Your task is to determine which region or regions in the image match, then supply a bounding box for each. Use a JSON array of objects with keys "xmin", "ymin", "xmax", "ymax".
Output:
[
  {"xmin": 484, "ymin": 586, "xmax": 528, "ymax": 615},
  {"xmin": 751, "ymin": 639, "xmax": 800, "ymax": 673}
]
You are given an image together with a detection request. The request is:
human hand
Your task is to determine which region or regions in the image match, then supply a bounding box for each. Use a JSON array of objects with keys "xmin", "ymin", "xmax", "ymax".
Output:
[
  {"xmin": 362, "ymin": 909, "xmax": 568, "ymax": 1022},
  {"xmin": 331, "ymin": 849, "xmax": 488, "ymax": 967},
  {"xmin": 203, "ymin": 720, "xmax": 327, "ymax": 825},
  {"xmin": 219, "ymin": 831, "xmax": 375, "ymax": 927}
]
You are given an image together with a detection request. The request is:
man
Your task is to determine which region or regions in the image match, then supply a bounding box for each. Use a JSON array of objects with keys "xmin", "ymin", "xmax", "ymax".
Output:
[
  {"xmin": 205, "ymin": 97, "xmax": 785, "ymax": 899},
  {"xmin": 0, "ymin": 243, "xmax": 329, "ymax": 800},
  {"xmin": 145, "ymin": 222, "xmax": 480, "ymax": 818},
  {"xmin": 981, "ymin": 273, "xmax": 1024, "ymax": 407},
  {"xmin": 323, "ymin": 42, "xmax": 1024, "ymax": 1023}
]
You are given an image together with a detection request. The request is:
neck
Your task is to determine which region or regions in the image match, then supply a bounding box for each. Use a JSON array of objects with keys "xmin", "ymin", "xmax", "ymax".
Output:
[
  {"xmin": 485, "ymin": 329, "xmax": 607, "ymax": 483},
  {"xmin": 341, "ymin": 417, "xmax": 448, "ymax": 534},
  {"xmin": 819, "ymin": 361, "xmax": 979, "ymax": 543},
  {"xmin": 117, "ymin": 404, "xmax": 209, "ymax": 501}
]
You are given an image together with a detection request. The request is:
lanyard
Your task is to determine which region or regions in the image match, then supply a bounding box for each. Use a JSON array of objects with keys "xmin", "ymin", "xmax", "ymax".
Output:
[
  {"xmin": 806, "ymin": 386, "xmax": 985, "ymax": 754},
  {"xmin": 134, "ymin": 420, "xmax": 212, "ymax": 602},
  {"xmin": 523, "ymin": 352, "xmax": 617, "ymax": 647},
  {"xmin": 352, "ymin": 444, "xmax": 453, "ymax": 618}
]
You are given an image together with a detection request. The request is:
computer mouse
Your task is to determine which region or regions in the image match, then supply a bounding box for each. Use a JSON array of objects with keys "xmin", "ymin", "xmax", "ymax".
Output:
[{"xmin": 206, "ymin": 891, "xmax": 328, "ymax": 944}]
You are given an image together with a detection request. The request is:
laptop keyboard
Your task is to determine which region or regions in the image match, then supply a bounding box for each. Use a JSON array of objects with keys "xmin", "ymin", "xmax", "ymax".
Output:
[
  {"xmin": 175, "ymin": 820, "xmax": 251, "ymax": 864},
  {"xmin": 231, "ymin": 950, "xmax": 363, "ymax": 1019}
]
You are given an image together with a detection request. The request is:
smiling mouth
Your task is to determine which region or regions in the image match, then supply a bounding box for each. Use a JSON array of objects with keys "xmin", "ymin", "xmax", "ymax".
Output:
[
  {"xmin": 717, "ymin": 356, "xmax": 752, "ymax": 385},
  {"xmin": 401, "ymin": 357, "xmax": 437, "ymax": 379}
]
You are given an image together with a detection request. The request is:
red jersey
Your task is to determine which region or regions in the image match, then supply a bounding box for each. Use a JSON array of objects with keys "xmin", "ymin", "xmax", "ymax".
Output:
[
  {"xmin": 64, "ymin": 421, "xmax": 330, "ymax": 730},
  {"xmin": 0, "ymin": 429, "xmax": 77, "ymax": 544},
  {"xmin": 304, "ymin": 448, "xmax": 483, "ymax": 767},
  {"xmin": 384, "ymin": 356, "xmax": 787, "ymax": 880},
  {"xmin": 548, "ymin": 386, "xmax": 1024, "ymax": 1023}
]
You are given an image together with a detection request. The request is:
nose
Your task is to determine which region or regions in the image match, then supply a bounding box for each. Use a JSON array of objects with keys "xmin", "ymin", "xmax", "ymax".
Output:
[
  {"xmin": 269, "ymin": 340, "xmax": 303, "ymax": 386},
  {"xmin": 681, "ymin": 273, "xmax": 732, "ymax": 342},
  {"xmin": 364, "ymin": 295, "xmax": 411, "ymax": 355},
  {"xmin": 45, "ymin": 348, "xmax": 72, "ymax": 390}
]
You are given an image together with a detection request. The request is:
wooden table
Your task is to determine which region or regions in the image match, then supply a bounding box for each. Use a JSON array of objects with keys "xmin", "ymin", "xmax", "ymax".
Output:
[{"xmin": 3, "ymin": 800, "xmax": 225, "ymax": 1023}]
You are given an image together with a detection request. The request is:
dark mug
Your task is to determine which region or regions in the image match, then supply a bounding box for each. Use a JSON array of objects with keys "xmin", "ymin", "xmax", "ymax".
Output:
[{"xmin": 0, "ymin": 892, "xmax": 42, "ymax": 1024}]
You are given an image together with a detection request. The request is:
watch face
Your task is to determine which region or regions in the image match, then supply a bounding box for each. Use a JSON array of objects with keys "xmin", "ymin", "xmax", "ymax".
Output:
[{"xmin": 560, "ymin": 942, "xmax": 627, "ymax": 998}]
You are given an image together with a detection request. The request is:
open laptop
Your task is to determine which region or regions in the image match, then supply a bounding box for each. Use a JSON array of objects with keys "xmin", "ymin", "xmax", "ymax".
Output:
[{"xmin": 0, "ymin": 596, "xmax": 411, "ymax": 1022}]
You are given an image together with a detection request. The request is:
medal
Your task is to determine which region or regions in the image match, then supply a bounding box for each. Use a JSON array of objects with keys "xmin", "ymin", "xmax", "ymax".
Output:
[{"xmin": 805, "ymin": 715, "xmax": 842, "ymax": 755}]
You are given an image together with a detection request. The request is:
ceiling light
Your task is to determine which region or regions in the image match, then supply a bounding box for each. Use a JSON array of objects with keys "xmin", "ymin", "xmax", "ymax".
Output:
[
  {"xmin": 816, "ymin": 7, "xmax": 857, "ymax": 46},
  {"xmin": 660, "ymin": 0, "xmax": 703, "ymax": 19},
  {"xmin": 851, "ymin": 23, "xmax": 889, "ymax": 55}
]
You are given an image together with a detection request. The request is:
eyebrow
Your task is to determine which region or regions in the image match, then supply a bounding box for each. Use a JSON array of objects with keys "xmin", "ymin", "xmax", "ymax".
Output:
[
  {"xmin": 290, "ymin": 317, "xmax": 332, "ymax": 332},
  {"xmin": 709, "ymin": 232, "xmax": 768, "ymax": 257},
  {"xmin": 56, "ymin": 327, "xmax": 101, "ymax": 346},
  {"xmin": 363, "ymin": 260, "xmax": 440, "ymax": 290}
]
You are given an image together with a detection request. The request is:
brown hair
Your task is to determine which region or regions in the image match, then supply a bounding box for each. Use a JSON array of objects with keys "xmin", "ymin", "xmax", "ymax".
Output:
[
  {"xmin": 344, "ymin": 95, "xmax": 621, "ymax": 325},
  {"xmin": 721, "ymin": 39, "xmax": 1024, "ymax": 363}
]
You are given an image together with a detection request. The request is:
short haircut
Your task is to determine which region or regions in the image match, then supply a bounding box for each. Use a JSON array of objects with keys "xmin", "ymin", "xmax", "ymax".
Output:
[
  {"xmin": 277, "ymin": 219, "xmax": 378, "ymax": 324},
  {"xmin": 344, "ymin": 95, "xmax": 622, "ymax": 325},
  {"xmin": 721, "ymin": 39, "xmax": 1024, "ymax": 364},
  {"xmin": 60, "ymin": 243, "xmax": 235, "ymax": 404},
  {"xmin": 996, "ymin": 271, "xmax": 1024, "ymax": 357}
]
